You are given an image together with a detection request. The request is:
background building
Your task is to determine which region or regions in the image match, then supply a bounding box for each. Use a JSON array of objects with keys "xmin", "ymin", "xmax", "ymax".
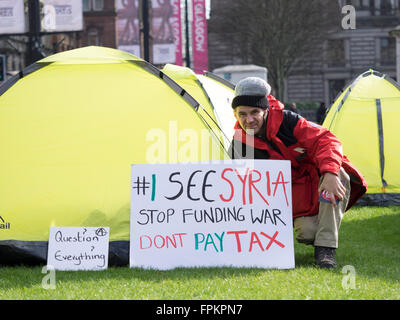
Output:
[
  {"xmin": 80, "ymin": 0, "xmax": 117, "ymax": 48},
  {"xmin": 0, "ymin": 0, "xmax": 118, "ymax": 82},
  {"xmin": 287, "ymin": 0, "xmax": 400, "ymax": 106},
  {"xmin": 2, "ymin": 0, "xmax": 399, "ymax": 105},
  {"xmin": 208, "ymin": 0, "xmax": 400, "ymax": 109}
]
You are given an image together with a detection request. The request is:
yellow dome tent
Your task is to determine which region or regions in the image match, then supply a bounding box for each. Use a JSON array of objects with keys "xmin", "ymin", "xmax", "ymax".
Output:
[
  {"xmin": 197, "ymin": 72, "xmax": 236, "ymax": 144},
  {"xmin": 323, "ymin": 70, "xmax": 400, "ymax": 205},
  {"xmin": 0, "ymin": 46, "xmax": 228, "ymax": 265},
  {"xmin": 161, "ymin": 64, "xmax": 236, "ymax": 148}
]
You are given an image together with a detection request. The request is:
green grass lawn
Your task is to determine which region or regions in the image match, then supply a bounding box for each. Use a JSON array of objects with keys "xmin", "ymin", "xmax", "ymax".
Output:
[{"xmin": 0, "ymin": 206, "xmax": 399, "ymax": 300}]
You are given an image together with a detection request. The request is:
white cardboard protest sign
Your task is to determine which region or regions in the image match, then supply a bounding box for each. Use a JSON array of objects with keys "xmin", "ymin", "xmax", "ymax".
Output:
[
  {"xmin": 130, "ymin": 160, "xmax": 295, "ymax": 270},
  {"xmin": 47, "ymin": 227, "xmax": 109, "ymax": 271}
]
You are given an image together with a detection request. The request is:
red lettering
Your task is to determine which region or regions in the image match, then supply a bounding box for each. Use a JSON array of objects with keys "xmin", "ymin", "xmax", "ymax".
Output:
[
  {"xmin": 234, "ymin": 168, "xmax": 249, "ymax": 205},
  {"xmin": 174, "ymin": 233, "xmax": 187, "ymax": 247},
  {"xmin": 249, "ymin": 231, "xmax": 264, "ymax": 252},
  {"xmin": 219, "ymin": 168, "xmax": 234, "ymax": 202},
  {"xmin": 227, "ymin": 230, "xmax": 248, "ymax": 252},
  {"xmin": 260, "ymin": 231, "xmax": 285, "ymax": 250},
  {"xmin": 266, "ymin": 171, "xmax": 271, "ymax": 196},
  {"xmin": 249, "ymin": 170, "xmax": 269, "ymax": 205},
  {"xmin": 166, "ymin": 235, "xmax": 177, "ymax": 248},
  {"xmin": 154, "ymin": 235, "xmax": 166, "ymax": 248},
  {"xmin": 139, "ymin": 233, "xmax": 187, "ymax": 250},
  {"xmin": 272, "ymin": 170, "xmax": 290, "ymax": 206},
  {"xmin": 220, "ymin": 167, "xmax": 289, "ymax": 206},
  {"xmin": 140, "ymin": 235, "xmax": 152, "ymax": 249}
]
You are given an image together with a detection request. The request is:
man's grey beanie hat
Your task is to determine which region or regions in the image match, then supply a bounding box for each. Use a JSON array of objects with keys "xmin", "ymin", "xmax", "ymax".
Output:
[{"xmin": 231, "ymin": 77, "xmax": 271, "ymax": 109}]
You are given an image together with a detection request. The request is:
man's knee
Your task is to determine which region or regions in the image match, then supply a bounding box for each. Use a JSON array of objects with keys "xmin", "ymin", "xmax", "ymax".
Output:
[{"xmin": 294, "ymin": 216, "xmax": 318, "ymax": 245}]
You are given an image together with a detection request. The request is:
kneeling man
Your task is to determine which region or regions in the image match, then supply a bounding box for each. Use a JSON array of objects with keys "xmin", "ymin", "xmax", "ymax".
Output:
[{"xmin": 229, "ymin": 77, "xmax": 367, "ymax": 268}]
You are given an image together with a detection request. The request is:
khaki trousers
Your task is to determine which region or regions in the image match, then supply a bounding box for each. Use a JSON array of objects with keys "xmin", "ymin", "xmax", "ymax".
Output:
[{"xmin": 293, "ymin": 168, "xmax": 351, "ymax": 248}]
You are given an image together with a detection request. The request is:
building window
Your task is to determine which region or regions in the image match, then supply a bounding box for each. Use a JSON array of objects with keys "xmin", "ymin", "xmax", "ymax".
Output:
[
  {"xmin": 88, "ymin": 28, "xmax": 101, "ymax": 46},
  {"xmin": 370, "ymin": 0, "xmax": 400, "ymax": 15},
  {"xmin": 326, "ymin": 39, "xmax": 346, "ymax": 68},
  {"xmin": 83, "ymin": 0, "xmax": 104, "ymax": 12},
  {"xmin": 348, "ymin": 0, "xmax": 371, "ymax": 8},
  {"xmin": 329, "ymin": 79, "xmax": 346, "ymax": 103},
  {"xmin": 380, "ymin": 0, "xmax": 397, "ymax": 15},
  {"xmin": 380, "ymin": 37, "xmax": 395, "ymax": 65},
  {"xmin": 83, "ymin": 0, "xmax": 89, "ymax": 11},
  {"xmin": 93, "ymin": 0, "xmax": 104, "ymax": 11}
]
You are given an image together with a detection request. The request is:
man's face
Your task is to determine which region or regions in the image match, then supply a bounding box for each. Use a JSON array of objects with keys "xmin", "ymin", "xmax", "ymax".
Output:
[{"xmin": 234, "ymin": 106, "xmax": 267, "ymax": 136}]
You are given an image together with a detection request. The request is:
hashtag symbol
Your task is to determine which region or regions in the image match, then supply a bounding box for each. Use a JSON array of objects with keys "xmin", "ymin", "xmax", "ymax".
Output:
[{"xmin": 132, "ymin": 176, "xmax": 150, "ymax": 195}]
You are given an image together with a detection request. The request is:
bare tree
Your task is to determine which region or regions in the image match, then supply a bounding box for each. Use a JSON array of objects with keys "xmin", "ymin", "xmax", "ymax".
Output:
[{"xmin": 209, "ymin": 0, "xmax": 341, "ymax": 100}]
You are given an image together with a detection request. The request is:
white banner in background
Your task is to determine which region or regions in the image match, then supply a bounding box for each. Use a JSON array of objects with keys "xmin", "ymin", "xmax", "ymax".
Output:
[
  {"xmin": 116, "ymin": 0, "xmax": 141, "ymax": 57},
  {"xmin": 0, "ymin": 0, "xmax": 26, "ymax": 35},
  {"xmin": 41, "ymin": 0, "xmax": 83, "ymax": 32}
]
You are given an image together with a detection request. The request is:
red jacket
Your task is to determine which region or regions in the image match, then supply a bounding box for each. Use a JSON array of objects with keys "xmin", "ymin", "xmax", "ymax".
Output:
[{"xmin": 229, "ymin": 95, "xmax": 367, "ymax": 218}]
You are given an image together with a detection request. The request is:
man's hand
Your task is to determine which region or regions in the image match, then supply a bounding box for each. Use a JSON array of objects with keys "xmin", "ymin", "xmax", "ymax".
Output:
[{"xmin": 318, "ymin": 172, "xmax": 346, "ymax": 208}]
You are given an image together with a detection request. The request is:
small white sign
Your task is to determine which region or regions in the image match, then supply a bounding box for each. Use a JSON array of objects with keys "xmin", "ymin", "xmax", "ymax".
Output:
[
  {"xmin": 47, "ymin": 227, "xmax": 109, "ymax": 271},
  {"xmin": 130, "ymin": 160, "xmax": 295, "ymax": 270},
  {"xmin": 153, "ymin": 43, "xmax": 176, "ymax": 64}
]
